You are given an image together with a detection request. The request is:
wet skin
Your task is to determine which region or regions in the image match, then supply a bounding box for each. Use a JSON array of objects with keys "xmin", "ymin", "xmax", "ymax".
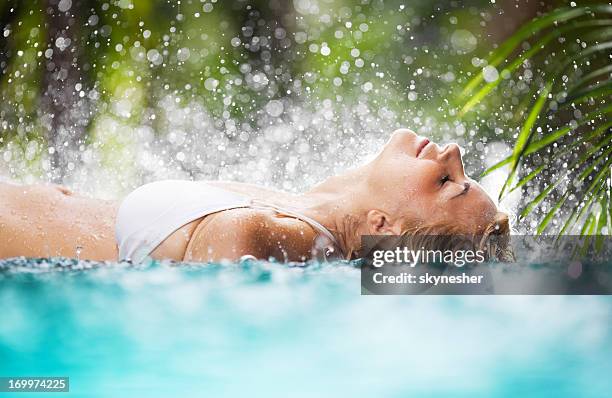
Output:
[
  {"xmin": 0, "ymin": 182, "xmax": 319, "ymax": 262},
  {"xmin": 0, "ymin": 183, "xmax": 119, "ymax": 261},
  {"xmin": 365, "ymin": 129, "xmax": 497, "ymax": 234}
]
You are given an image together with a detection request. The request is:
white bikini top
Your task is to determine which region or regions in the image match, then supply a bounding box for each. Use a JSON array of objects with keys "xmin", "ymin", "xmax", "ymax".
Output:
[{"xmin": 115, "ymin": 180, "xmax": 341, "ymax": 263}]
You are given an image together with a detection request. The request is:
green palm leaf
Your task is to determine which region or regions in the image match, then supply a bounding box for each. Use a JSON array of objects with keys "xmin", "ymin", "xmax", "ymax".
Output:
[
  {"xmin": 459, "ymin": 19, "xmax": 612, "ymax": 115},
  {"xmin": 460, "ymin": 5, "xmax": 612, "ymax": 98},
  {"xmin": 463, "ymin": 3, "xmax": 612, "ymax": 235}
]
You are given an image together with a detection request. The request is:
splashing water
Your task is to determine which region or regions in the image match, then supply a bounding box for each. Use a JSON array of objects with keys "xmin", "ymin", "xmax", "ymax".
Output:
[{"xmin": 0, "ymin": 0, "xmax": 529, "ymax": 224}]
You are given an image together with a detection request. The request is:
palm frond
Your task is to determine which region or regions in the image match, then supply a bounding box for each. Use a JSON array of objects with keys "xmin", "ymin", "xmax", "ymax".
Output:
[
  {"xmin": 461, "ymin": 4, "xmax": 612, "ymax": 235},
  {"xmin": 460, "ymin": 5, "xmax": 612, "ymax": 98}
]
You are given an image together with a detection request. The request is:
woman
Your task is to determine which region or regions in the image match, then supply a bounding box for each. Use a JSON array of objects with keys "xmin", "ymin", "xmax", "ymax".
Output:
[{"xmin": 0, "ymin": 129, "xmax": 510, "ymax": 263}]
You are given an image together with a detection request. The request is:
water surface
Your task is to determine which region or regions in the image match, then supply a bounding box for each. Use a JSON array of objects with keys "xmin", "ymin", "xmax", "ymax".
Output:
[{"xmin": 1, "ymin": 258, "xmax": 611, "ymax": 397}]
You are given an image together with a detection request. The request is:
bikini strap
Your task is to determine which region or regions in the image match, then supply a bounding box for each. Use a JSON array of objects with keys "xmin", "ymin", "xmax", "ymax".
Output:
[{"xmin": 248, "ymin": 198, "xmax": 342, "ymax": 251}]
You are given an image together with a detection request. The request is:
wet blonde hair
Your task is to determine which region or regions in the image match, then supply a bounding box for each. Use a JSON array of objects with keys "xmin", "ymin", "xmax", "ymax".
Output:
[{"xmin": 399, "ymin": 211, "xmax": 515, "ymax": 262}]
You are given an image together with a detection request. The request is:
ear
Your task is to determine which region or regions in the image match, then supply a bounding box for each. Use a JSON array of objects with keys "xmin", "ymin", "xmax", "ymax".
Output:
[{"xmin": 366, "ymin": 210, "xmax": 403, "ymax": 235}]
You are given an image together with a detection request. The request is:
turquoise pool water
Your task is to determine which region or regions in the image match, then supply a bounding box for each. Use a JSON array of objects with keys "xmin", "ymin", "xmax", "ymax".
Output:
[{"xmin": 1, "ymin": 258, "xmax": 611, "ymax": 397}]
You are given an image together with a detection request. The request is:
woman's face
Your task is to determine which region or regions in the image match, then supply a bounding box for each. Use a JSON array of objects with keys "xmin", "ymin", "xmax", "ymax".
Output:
[{"xmin": 366, "ymin": 129, "xmax": 498, "ymax": 235}]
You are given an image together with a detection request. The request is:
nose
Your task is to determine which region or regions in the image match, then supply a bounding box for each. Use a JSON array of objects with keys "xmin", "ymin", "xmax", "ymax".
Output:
[
  {"xmin": 390, "ymin": 128, "xmax": 418, "ymax": 142},
  {"xmin": 441, "ymin": 143, "xmax": 462, "ymax": 160},
  {"xmin": 440, "ymin": 143, "xmax": 466, "ymax": 177}
]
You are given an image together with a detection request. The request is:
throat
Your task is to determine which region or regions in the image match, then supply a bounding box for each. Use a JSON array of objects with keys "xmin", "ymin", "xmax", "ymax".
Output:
[{"xmin": 296, "ymin": 189, "xmax": 365, "ymax": 260}]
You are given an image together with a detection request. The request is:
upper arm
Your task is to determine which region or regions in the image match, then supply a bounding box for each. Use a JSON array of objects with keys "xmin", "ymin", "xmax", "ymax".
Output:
[
  {"xmin": 183, "ymin": 209, "xmax": 267, "ymax": 262},
  {"xmin": 183, "ymin": 208, "xmax": 317, "ymax": 263}
]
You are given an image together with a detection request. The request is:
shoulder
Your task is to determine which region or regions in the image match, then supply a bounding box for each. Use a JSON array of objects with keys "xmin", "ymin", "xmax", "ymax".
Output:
[
  {"xmin": 184, "ymin": 208, "xmax": 318, "ymax": 262},
  {"xmin": 210, "ymin": 208, "xmax": 316, "ymax": 236},
  {"xmin": 206, "ymin": 208, "xmax": 271, "ymax": 247}
]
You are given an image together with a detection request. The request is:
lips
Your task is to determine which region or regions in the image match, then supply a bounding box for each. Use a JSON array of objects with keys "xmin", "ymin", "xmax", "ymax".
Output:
[{"xmin": 416, "ymin": 137, "xmax": 430, "ymax": 157}]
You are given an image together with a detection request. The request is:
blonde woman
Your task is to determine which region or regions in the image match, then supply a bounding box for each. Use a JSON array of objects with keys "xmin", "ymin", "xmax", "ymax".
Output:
[{"xmin": 0, "ymin": 129, "xmax": 510, "ymax": 263}]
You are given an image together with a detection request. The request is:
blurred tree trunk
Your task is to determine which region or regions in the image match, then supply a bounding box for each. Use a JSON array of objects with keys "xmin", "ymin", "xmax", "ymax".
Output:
[
  {"xmin": 0, "ymin": 1, "xmax": 20, "ymax": 81},
  {"xmin": 41, "ymin": 0, "xmax": 89, "ymax": 182},
  {"xmin": 488, "ymin": 0, "xmax": 546, "ymax": 43}
]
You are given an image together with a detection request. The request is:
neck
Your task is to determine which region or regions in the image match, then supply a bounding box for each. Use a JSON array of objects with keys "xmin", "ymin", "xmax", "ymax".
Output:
[{"xmin": 295, "ymin": 166, "xmax": 369, "ymax": 259}]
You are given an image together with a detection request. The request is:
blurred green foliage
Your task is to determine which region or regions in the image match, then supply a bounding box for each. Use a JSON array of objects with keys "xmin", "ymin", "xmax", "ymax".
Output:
[
  {"xmin": 0, "ymin": 0, "xmax": 522, "ymax": 147},
  {"xmin": 0, "ymin": 0, "xmax": 503, "ymax": 182}
]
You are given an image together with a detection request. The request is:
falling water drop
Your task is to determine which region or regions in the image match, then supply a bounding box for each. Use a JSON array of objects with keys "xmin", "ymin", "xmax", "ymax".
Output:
[{"xmin": 482, "ymin": 65, "xmax": 499, "ymax": 83}]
